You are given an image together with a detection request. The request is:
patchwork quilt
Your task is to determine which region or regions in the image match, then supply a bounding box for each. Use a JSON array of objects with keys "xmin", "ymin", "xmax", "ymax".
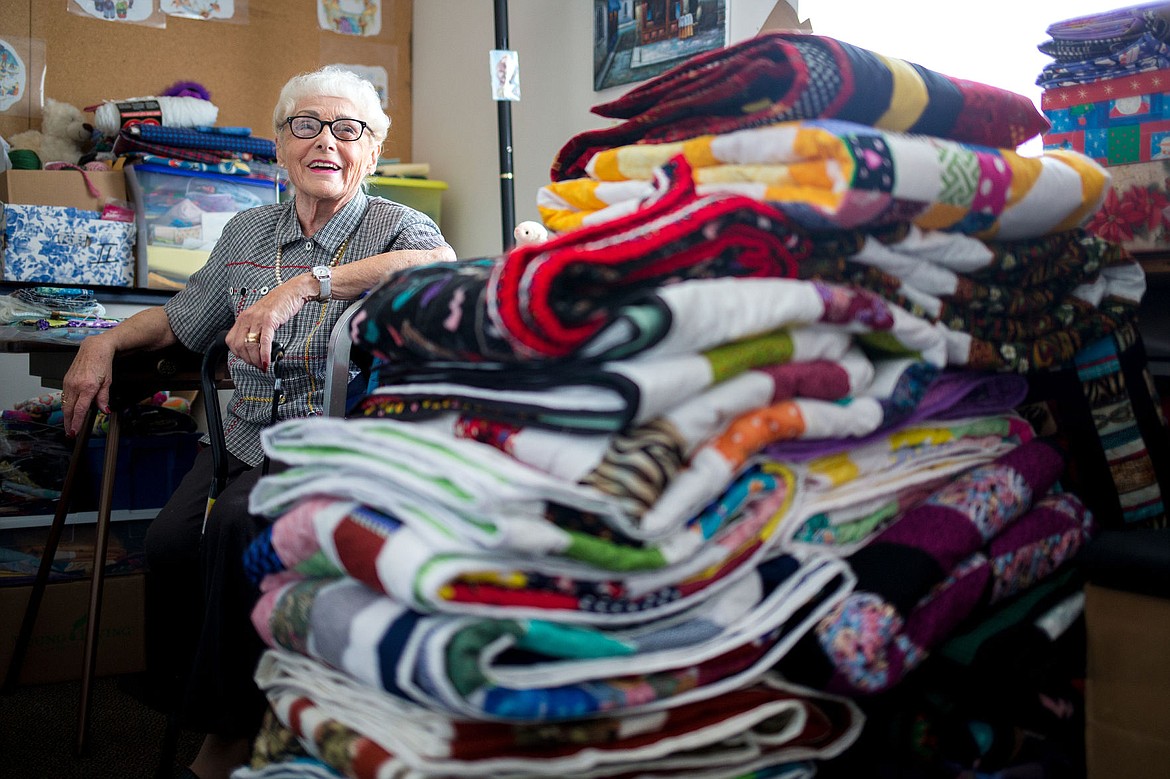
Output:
[
  {"xmin": 553, "ymin": 31, "xmax": 1050, "ymax": 180},
  {"xmin": 540, "ymin": 120, "xmax": 1109, "ymax": 241}
]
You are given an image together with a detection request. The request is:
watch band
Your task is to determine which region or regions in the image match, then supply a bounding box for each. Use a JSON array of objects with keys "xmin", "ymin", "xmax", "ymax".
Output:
[{"xmin": 311, "ymin": 265, "xmax": 332, "ymax": 301}]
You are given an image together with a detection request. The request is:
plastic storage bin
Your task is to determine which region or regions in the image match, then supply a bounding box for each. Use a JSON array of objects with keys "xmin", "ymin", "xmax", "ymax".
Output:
[
  {"xmin": 78, "ymin": 431, "xmax": 202, "ymax": 511},
  {"xmin": 126, "ymin": 163, "xmax": 284, "ymax": 290},
  {"xmin": 365, "ymin": 176, "xmax": 447, "ymax": 227}
]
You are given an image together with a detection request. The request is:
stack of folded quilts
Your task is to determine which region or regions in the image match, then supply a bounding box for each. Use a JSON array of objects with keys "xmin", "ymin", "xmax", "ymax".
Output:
[
  {"xmin": 538, "ymin": 29, "xmax": 1164, "ymax": 531},
  {"xmin": 236, "ymin": 32, "xmax": 1133, "ymax": 778},
  {"xmin": 1036, "ymin": 1, "xmax": 1170, "ymax": 90}
]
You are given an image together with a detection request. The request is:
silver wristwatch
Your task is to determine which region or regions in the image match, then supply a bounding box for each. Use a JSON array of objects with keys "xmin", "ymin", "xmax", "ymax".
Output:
[{"xmin": 311, "ymin": 265, "xmax": 332, "ymax": 301}]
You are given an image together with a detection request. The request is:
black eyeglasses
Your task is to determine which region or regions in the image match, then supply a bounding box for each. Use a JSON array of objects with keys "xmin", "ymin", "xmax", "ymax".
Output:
[{"xmin": 283, "ymin": 115, "xmax": 368, "ymax": 142}]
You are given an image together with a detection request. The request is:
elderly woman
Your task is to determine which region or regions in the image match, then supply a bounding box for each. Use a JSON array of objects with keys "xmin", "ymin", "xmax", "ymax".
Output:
[{"xmin": 60, "ymin": 66, "xmax": 454, "ymax": 779}]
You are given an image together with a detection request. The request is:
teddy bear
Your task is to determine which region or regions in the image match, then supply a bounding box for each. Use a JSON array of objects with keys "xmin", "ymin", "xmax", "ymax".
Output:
[{"xmin": 8, "ymin": 98, "xmax": 96, "ymax": 165}]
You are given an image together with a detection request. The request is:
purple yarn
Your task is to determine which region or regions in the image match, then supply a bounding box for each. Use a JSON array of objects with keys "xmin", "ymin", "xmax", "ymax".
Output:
[{"xmin": 162, "ymin": 80, "xmax": 211, "ymax": 101}]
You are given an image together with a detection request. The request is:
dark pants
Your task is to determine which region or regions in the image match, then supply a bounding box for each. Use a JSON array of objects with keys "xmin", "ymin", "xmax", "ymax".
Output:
[{"xmin": 142, "ymin": 445, "xmax": 272, "ymax": 738}]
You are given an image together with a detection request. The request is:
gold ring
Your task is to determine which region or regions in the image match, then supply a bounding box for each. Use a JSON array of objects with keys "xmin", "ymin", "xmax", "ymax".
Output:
[
  {"xmin": 245, "ymin": 332, "xmax": 261, "ymax": 343},
  {"xmin": 61, "ymin": 395, "xmax": 69, "ymax": 403}
]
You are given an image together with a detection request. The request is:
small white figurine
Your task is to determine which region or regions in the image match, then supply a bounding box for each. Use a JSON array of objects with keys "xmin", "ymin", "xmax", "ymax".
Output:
[{"xmin": 513, "ymin": 220, "xmax": 550, "ymax": 247}]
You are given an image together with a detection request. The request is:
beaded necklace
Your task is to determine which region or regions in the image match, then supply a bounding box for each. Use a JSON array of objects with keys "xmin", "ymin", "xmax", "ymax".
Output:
[{"xmin": 274, "ymin": 237, "xmax": 350, "ymax": 286}]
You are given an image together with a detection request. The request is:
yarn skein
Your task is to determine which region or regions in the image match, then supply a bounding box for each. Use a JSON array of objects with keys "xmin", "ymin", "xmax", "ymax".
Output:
[{"xmin": 92, "ymin": 96, "xmax": 219, "ymax": 135}]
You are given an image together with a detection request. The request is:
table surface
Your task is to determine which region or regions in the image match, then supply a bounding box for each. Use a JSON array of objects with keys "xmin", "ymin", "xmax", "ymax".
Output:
[
  {"xmin": 0, "ymin": 324, "xmax": 114, "ymax": 353},
  {"xmin": 0, "ymin": 324, "xmax": 219, "ymax": 398}
]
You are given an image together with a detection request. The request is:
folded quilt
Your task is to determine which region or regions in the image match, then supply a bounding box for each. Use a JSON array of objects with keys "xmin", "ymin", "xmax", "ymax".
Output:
[
  {"xmin": 796, "ymin": 491, "xmax": 1094, "ymax": 696},
  {"xmin": 838, "ymin": 437, "xmax": 1065, "ymax": 615},
  {"xmin": 354, "ymin": 161, "xmax": 818, "ymax": 365},
  {"xmin": 636, "ymin": 358, "xmax": 939, "ymax": 539},
  {"xmin": 112, "ymin": 129, "xmax": 230, "ymax": 164},
  {"xmin": 803, "ymin": 229, "xmax": 1144, "ymax": 373},
  {"xmin": 250, "ymin": 550, "xmax": 853, "ymax": 721},
  {"xmin": 420, "ymin": 351, "xmax": 867, "ymax": 520},
  {"xmin": 787, "ymin": 414, "xmax": 1035, "ymax": 554},
  {"xmin": 251, "ymin": 417, "xmax": 636, "ymax": 545},
  {"xmin": 355, "ymin": 312, "xmax": 859, "ymax": 435},
  {"xmin": 355, "ymin": 235, "xmax": 954, "ymax": 369},
  {"xmin": 764, "ymin": 369, "xmax": 1030, "ymax": 462},
  {"xmin": 1042, "ymin": 1, "xmax": 1170, "ymax": 48},
  {"xmin": 552, "ymin": 31, "xmax": 1049, "ymax": 180},
  {"xmin": 541, "ymin": 120, "xmax": 1109, "ymax": 241},
  {"xmin": 252, "ymin": 650, "xmax": 862, "ymax": 778},
  {"xmin": 245, "ymin": 461, "xmax": 800, "ymax": 622},
  {"xmin": 413, "ymin": 349, "xmax": 866, "ymax": 486}
]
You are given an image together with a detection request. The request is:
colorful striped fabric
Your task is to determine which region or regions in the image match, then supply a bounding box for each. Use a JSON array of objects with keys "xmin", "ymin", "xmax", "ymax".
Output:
[
  {"xmin": 540, "ymin": 119, "xmax": 1110, "ymax": 241},
  {"xmin": 553, "ymin": 31, "xmax": 1050, "ymax": 181},
  {"xmin": 1019, "ymin": 323, "xmax": 1170, "ymax": 528}
]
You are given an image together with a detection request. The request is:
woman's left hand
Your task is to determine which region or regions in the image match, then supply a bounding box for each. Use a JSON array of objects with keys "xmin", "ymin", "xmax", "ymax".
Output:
[{"xmin": 228, "ymin": 282, "xmax": 309, "ymax": 371}]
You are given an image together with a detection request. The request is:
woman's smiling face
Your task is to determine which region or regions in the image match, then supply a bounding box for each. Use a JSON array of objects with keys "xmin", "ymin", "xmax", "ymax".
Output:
[{"xmin": 276, "ymin": 95, "xmax": 378, "ymax": 209}]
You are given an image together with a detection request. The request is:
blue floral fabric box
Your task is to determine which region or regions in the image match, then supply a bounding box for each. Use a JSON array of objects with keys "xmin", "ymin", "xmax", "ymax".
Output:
[{"xmin": 1, "ymin": 204, "xmax": 136, "ymax": 287}]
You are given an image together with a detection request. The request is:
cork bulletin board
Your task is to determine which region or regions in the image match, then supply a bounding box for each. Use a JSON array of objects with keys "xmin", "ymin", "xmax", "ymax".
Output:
[{"xmin": 0, "ymin": 0, "xmax": 415, "ymax": 161}]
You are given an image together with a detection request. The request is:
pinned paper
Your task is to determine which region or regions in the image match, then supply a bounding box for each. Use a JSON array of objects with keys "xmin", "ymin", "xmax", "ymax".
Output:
[
  {"xmin": 319, "ymin": 0, "xmax": 381, "ymax": 37},
  {"xmin": 0, "ymin": 38, "xmax": 27, "ymax": 112}
]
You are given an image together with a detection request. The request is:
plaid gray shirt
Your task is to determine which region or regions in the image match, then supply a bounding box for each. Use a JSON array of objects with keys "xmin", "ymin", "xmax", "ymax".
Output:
[{"xmin": 163, "ymin": 190, "xmax": 449, "ymax": 466}]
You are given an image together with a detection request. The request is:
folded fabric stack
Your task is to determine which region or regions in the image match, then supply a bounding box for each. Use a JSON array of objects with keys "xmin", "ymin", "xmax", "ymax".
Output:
[
  {"xmin": 1036, "ymin": 2, "xmax": 1170, "ymax": 90},
  {"xmin": 238, "ymin": 31, "xmax": 1141, "ymax": 778},
  {"xmin": 241, "ymin": 271, "xmax": 892, "ymax": 774},
  {"xmin": 778, "ymin": 439, "xmax": 1095, "ymax": 696},
  {"xmin": 116, "ymin": 123, "xmax": 278, "ymax": 165}
]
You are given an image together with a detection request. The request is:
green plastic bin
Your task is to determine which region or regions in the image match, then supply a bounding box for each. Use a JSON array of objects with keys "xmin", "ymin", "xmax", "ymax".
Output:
[{"xmin": 365, "ymin": 176, "xmax": 447, "ymax": 227}]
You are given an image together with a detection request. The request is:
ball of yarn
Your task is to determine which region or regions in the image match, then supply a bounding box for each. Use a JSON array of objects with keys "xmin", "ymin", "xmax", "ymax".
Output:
[
  {"xmin": 162, "ymin": 80, "xmax": 211, "ymax": 101},
  {"xmin": 8, "ymin": 148, "xmax": 41, "ymax": 169}
]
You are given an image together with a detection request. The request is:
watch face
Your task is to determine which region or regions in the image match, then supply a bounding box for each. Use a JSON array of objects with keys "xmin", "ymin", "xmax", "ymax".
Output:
[{"xmin": 312, "ymin": 266, "xmax": 330, "ymax": 300}]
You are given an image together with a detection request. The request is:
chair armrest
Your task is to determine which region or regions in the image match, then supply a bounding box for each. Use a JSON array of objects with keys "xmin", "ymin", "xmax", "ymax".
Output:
[{"xmin": 324, "ymin": 300, "xmax": 365, "ymax": 418}]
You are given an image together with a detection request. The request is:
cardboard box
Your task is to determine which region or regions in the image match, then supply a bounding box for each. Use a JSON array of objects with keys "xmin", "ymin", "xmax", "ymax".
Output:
[
  {"xmin": 0, "ymin": 168, "xmax": 127, "ymax": 211},
  {"xmin": 1043, "ymin": 68, "xmax": 1170, "ymax": 167},
  {"xmin": 1084, "ymin": 583, "xmax": 1170, "ymax": 779},
  {"xmin": 0, "ymin": 573, "xmax": 145, "ymax": 686},
  {"xmin": 1, "ymin": 203, "xmax": 137, "ymax": 286}
]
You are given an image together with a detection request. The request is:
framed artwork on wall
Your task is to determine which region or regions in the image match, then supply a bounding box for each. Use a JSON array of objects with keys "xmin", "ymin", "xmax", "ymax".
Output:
[{"xmin": 593, "ymin": 0, "xmax": 727, "ymax": 92}]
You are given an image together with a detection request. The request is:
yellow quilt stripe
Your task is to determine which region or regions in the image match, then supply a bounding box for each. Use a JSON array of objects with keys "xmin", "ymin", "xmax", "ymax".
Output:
[{"xmin": 875, "ymin": 54, "xmax": 928, "ymax": 131}]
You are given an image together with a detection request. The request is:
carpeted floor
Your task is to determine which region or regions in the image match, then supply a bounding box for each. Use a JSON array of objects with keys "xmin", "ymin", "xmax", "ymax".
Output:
[{"xmin": 0, "ymin": 674, "xmax": 203, "ymax": 779}]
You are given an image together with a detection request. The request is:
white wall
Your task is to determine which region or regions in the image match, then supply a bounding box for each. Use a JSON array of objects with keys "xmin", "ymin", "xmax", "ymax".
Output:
[{"xmin": 411, "ymin": 0, "xmax": 791, "ymax": 259}]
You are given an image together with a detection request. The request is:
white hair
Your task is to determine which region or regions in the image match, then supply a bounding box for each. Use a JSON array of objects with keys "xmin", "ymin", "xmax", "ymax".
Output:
[{"xmin": 272, "ymin": 65, "xmax": 390, "ymax": 145}]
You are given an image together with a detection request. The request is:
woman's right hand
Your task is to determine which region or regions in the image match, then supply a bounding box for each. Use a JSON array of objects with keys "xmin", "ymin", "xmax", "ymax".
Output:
[{"xmin": 60, "ymin": 335, "xmax": 116, "ymax": 437}]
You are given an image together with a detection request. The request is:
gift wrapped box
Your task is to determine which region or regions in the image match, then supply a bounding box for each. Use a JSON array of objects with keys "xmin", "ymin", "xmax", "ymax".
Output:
[
  {"xmin": 1043, "ymin": 67, "xmax": 1170, "ymax": 167},
  {"xmin": 1083, "ymin": 160, "xmax": 1170, "ymax": 254}
]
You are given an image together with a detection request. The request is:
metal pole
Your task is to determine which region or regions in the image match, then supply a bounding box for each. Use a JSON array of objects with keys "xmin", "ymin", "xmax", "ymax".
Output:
[{"xmin": 495, "ymin": 0, "xmax": 516, "ymax": 252}]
